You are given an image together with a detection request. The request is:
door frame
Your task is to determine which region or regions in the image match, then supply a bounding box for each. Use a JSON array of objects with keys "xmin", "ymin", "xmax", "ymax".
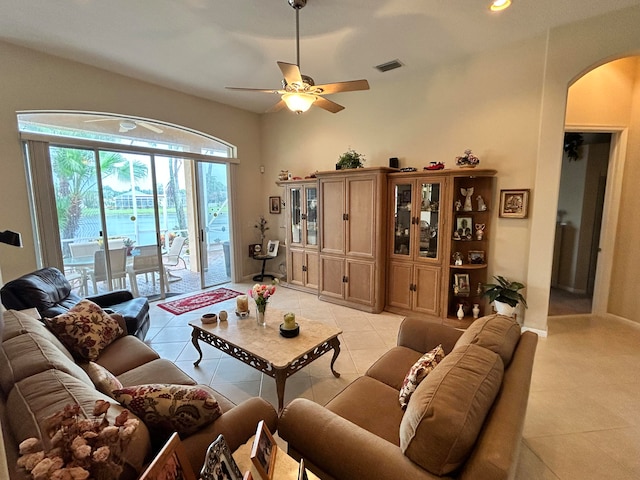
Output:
[{"xmin": 563, "ymin": 125, "xmax": 628, "ymax": 315}]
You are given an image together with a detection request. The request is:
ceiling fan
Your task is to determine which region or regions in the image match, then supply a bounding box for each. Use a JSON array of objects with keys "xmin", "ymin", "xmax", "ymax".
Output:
[
  {"xmin": 226, "ymin": 0, "xmax": 370, "ymax": 114},
  {"xmin": 84, "ymin": 118, "xmax": 164, "ymax": 134}
]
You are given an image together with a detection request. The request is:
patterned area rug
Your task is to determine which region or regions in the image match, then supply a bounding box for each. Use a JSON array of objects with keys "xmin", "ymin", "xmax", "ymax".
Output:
[{"xmin": 157, "ymin": 288, "xmax": 243, "ymax": 315}]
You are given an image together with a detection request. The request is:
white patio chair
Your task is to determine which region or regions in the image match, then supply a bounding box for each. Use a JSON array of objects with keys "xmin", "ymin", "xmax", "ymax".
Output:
[{"xmin": 89, "ymin": 248, "xmax": 127, "ymax": 294}]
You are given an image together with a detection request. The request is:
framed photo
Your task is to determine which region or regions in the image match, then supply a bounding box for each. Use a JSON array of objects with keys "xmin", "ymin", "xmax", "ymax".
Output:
[
  {"xmin": 200, "ymin": 434, "xmax": 243, "ymax": 480},
  {"xmin": 269, "ymin": 196, "xmax": 281, "ymax": 214},
  {"xmin": 243, "ymin": 473, "xmax": 254, "ymax": 480},
  {"xmin": 266, "ymin": 239, "xmax": 280, "ymax": 257},
  {"xmin": 454, "ymin": 273, "xmax": 471, "ymax": 296},
  {"xmin": 251, "ymin": 420, "xmax": 277, "ymax": 480},
  {"xmin": 139, "ymin": 432, "xmax": 196, "ymax": 480},
  {"xmin": 499, "ymin": 189, "xmax": 530, "ymax": 218},
  {"xmin": 454, "ymin": 216, "xmax": 473, "ymax": 240},
  {"xmin": 468, "ymin": 250, "xmax": 485, "ymax": 265}
]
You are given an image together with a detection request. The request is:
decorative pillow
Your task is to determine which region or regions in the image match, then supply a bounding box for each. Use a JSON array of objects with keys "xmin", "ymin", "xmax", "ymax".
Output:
[
  {"xmin": 399, "ymin": 344, "xmax": 445, "ymax": 409},
  {"xmin": 83, "ymin": 361, "xmax": 123, "ymax": 398},
  {"xmin": 400, "ymin": 344, "xmax": 504, "ymax": 475},
  {"xmin": 45, "ymin": 299, "xmax": 124, "ymax": 361},
  {"xmin": 112, "ymin": 384, "xmax": 222, "ymax": 436}
]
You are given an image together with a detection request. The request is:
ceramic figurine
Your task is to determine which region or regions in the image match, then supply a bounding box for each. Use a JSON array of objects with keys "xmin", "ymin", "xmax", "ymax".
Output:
[
  {"xmin": 477, "ymin": 195, "xmax": 487, "ymax": 211},
  {"xmin": 461, "ymin": 187, "xmax": 474, "ymax": 211},
  {"xmin": 475, "ymin": 223, "xmax": 485, "ymax": 241},
  {"xmin": 455, "ymin": 199, "xmax": 462, "ymax": 212}
]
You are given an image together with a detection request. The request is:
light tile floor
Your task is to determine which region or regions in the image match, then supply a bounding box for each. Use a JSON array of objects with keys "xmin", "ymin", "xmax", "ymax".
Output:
[{"xmin": 147, "ymin": 282, "xmax": 640, "ymax": 479}]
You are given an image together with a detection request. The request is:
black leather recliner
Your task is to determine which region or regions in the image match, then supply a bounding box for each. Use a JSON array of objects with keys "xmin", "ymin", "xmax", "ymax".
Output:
[{"xmin": 0, "ymin": 267, "xmax": 150, "ymax": 340}]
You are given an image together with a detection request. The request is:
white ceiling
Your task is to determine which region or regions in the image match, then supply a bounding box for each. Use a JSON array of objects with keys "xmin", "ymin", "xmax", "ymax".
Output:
[{"xmin": 1, "ymin": 0, "xmax": 639, "ymax": 113}]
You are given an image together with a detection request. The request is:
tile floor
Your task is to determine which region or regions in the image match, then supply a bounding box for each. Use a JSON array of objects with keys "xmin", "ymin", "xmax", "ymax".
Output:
[{"xmin": 146, "ymin": 282, "xmax": 640, "ymax": 480}]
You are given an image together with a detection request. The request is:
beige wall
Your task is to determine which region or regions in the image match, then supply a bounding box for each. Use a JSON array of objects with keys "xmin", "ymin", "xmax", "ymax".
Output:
[
  {"xmin": 263, "ymin": 5, "xmax": 640, "ymax": 331},
  {"xmin": 0, "ymin": 41, "xmax": 264, "ymax": 282},
  {"xmin": 3, "ymin": 5, "xmax": 640, "ymax": 330}
]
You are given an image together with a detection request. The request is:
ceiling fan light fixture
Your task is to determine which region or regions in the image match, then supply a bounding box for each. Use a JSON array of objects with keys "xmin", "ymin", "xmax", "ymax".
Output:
[
  {"xmin": 283, "ymin": 92, "xmax": 316, "ymax": 113},
  {"xmin": 490, "ymin": 0, "xmax": 511, "ymax": 11},
  {"xmin": 119, "ymin": 120, "xmax": 136, "ymax": 131}
]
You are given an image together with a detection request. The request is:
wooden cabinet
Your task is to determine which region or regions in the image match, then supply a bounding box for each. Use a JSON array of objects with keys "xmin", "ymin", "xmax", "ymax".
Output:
[
  {"xmin": 446, "ymin": 173, "xmax": 496, "ymax": 325},
  {"xmin": 386, "ymin": 169, "xmax": 496, "ymax": 325},
  {"xmin": 386, "ymin": 175, "xmax": 447, "ymax": 317},
  {"xmin": 317, "ymin": 167, "xmax": 392, "ymax": 313},
  {"xmin": 279, "ymin": 180, "xmax": 319, "ymax": 293}
]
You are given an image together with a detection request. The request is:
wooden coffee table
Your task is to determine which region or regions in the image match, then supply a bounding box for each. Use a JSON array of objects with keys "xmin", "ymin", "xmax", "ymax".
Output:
[{"xmin": 189, "ymin": 304, "xmax": 342, "ymax": 411}]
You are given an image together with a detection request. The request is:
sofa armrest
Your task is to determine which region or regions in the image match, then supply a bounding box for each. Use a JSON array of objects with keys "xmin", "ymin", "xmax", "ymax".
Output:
[
  {"xmin": 279, "ymin": 398, "xmax": 438, "ymax": 480},
  {"xmin": 182, "ymin": 397, "xmax": 278, "ymax": 476},
  {"xmin": 87, "ymin": 290, "xmax": 135, "ymax": 307},
  {"xmin": 397, "ymin": 317, "xmax": 464, "ymax": 354}
]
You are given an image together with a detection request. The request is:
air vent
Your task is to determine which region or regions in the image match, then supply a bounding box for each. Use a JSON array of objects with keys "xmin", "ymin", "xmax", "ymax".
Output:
[{"xmin": 375, "ymin": 59, "xmax": 403, "ymax": 72}]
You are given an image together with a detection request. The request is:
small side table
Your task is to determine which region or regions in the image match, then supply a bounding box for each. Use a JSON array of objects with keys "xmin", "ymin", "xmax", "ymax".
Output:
[{"xmin": 252, "ymin": 254, "xmax": 275, "ymax": 282}]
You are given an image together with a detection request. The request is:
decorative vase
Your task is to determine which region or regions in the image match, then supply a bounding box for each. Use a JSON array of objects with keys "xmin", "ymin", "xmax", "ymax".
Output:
[
  {"xmin": 457, "ymin": 304, "xmax": 465, "ymax": 320},
  {"xmin": 256, "ymin": 303, "xmax": 267, "ymax": 326},
  {"xmin": 494, "ymin": 300, "xmax": 516, "ymax": 317},
  {"xmin": 472, "ymin": 304, "xmax": 480, "ymax": 319}
]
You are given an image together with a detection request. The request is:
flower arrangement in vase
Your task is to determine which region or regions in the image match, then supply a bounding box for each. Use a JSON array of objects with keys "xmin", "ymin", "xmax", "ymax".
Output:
[
  {"xmin": 17, "ymin": 400, "xmax": 138, "ymax": 480},
  {"xmin": 249, "ymin": 282, "xmax": 277, "ymax": 326},
  {"xmin": 254, "ymin": 215, "xmax": 269, "ymax": 246}
]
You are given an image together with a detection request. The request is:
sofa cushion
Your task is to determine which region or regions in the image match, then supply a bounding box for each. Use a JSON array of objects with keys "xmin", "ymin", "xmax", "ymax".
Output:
[
  {"xmin": 366, "ymin": 346, "xmax": 424, "ymax": 391},
  {"xmin": 398, "ymin": 344, "xmax": 445, "ymax": 409},
  {"xmin": 400, "ymin": 344, "xmax": 504, "ymax": 475},
  {"xmin": 117, "ymin": 359, "xmax": 197, "ymax": 387},
  {"xmin": 7, "ymin": 369, "xmax": 150, "ymax": 474},
  {"xmin": 96, "ymin": 335, "xmax": 160, "ymax": 376},
  {"xmin": 45, "ymin": 299, "xmax": 124, "ymax": 361},
  {"xmin": 326, "ymin": 376, "xmax": 405, "ymax": 446},
  {"xmin": 454, "ymin": 314, "xmax": 521, "ymax": 366},
  {"xmin": 82, "ymin": 361, "xmax": 123, "ymax": 397},
  {"xmin": 113, "ymin": 384, "xmax": 223, "ymax": 436},
  {"xmin": 0, "ymin": 332, "xmax": 93, "ymax": 394}
]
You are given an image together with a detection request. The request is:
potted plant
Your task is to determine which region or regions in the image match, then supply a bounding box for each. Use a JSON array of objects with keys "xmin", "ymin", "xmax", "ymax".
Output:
[
  {"xmin": 336, "ymin": 148, "xmax": 365, "ymax": 169},
  {"xmin": 482, "ymin": 275, "xmax": 527, "ymax": 317}
]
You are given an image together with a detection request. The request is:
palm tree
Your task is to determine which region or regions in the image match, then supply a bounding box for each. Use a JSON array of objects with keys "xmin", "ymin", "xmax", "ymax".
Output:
[{"xmin": 52, "ymin": 148, "xmax": 148, "ymax": 243}]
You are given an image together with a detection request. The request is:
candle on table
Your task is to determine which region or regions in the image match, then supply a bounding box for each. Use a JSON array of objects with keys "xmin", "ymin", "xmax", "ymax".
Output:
[
  {"xmin": 283, "ymin": 312, "xmax": 296, "ymax": 330},
  {"xmin": 237, "ymin": 295, "xmax": 249, "ymax": 312}
]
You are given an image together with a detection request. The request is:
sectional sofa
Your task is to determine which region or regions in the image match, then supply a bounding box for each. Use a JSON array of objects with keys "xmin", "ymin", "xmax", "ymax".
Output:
[
  {"xmin": 0, "ymin": 308, "xmax": 278, "ymax": 479},
  {"xmin": 279, "ymin": 314, "xmax": 538, "ymax": 480}
]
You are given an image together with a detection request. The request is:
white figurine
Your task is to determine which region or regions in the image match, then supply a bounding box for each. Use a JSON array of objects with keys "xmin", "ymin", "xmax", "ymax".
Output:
[
  {"xmin": 475, "ymin": 223, "xmax": 485, "ymax": 241},
  {"xmin": 461, "ymin": 187, "xmax": 474, "ymax": 212},
  {"xmin": 477, "ymin": 195, "xmax": 487, "ymax": 211},
  {"xmin": 454, "ymin": 199, "xmax": 462, "ymax": 211}
]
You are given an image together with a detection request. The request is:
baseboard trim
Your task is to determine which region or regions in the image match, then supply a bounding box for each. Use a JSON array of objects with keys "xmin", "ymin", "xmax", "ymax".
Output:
[{"xmin": 521, "ymin": 326, "xmax": 548, "ymax": 337}]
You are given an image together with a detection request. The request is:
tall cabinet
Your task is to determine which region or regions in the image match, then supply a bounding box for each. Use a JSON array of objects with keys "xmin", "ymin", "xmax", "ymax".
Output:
[
  {"xmin": 280, "ymin": 180, "xmax": 319, "ymax": 293},
  {"xmin": 316, "ymin": 167, "xmax": 393, "ymax": 313},
  {"xmin": 386, "ymin": 169, "xmax": 496, "ymax": 326}
]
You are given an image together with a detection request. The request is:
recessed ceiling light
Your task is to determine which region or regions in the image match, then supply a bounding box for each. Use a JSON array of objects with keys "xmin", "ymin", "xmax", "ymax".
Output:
[{"xmin": 490, "ymin": 0, "xmax": 511, "ymax": 12}]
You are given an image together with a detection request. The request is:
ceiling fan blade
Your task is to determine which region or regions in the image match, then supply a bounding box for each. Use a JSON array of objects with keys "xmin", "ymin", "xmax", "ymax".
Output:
[
  {"xmin": 314, "ymin": 79, "xmax": 370, "ymax": 94},
  {"xmin": 266, "ymin": 100, "xmax": 287, "ymax": 113},
  {"xmin": 277, "ymin": 61, "xmax": 303, "ymax": 86},
  {"xmin": 136, "ymin": 121, "xmax": 163, "ymax": 134},
  {"xmin": 84, "ymin": 118, "xmax": 117, "ymax": 123},
  {"xmin": 225, "ymin": 87, "xmax": 284, "ymax": 94},
  {"xmin": 314, "ymin": 96, "xmax": 345, "ymax": 113}
]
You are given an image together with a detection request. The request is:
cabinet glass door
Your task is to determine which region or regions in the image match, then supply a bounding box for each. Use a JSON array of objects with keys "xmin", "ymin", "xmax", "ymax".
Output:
[
  {"xmin": 418, "ymin": 181, "xmax": 440, "ymax": 259},
  {"xmin": 393, "ymin": 183, "xmax": 413, "ymax": 256},
  {"xmin": 290, "ymin": 187, "xmax": 302, "ymax": 245},
  {"xmin": 305, "ymin": 186, "xmax": 318, "ymax": 246}
]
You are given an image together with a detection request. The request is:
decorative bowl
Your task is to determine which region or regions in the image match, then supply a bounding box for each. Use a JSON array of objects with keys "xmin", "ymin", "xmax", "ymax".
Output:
[
  {"xmin": 201, "ymin": 313, "xmax": 217, "ymax": 324},
  {"xmin": 279, "ymin": 323, "xmax": 300, "ymax": 338}
]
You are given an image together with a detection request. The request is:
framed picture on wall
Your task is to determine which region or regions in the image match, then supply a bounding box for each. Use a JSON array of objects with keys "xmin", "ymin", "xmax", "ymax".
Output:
[
  {"xmin": 269, "ymin": 196, "xmax": 281, "ymax": 214},
  {"xmin": 138, "ymin": 432, "xmax": 196, "ymax": 480},
  {"xmin": 499, "ymin": 189, "xmax": 530, "ymax": 218}
]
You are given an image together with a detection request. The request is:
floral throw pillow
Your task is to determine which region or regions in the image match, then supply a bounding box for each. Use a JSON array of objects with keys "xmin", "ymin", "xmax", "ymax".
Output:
[
  {"xmin": 45, "ymin": 299, "xmax": 124, "ymax": 361},
  {"xmin": 399, "ymin": 344, "xmax": 445, "ymax": 409},
  {"xmin": 112, "ymin": 384, "xmax": 222, "ymax": 436},
  {"xmin": 83, "ymin": 361, "xmax": 123, "ymax": 398}
]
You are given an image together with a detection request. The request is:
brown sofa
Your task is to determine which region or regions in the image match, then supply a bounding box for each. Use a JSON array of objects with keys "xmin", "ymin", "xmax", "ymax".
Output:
[
  {"xmin": 0, "ymin": 308, "xmax": 278, "ymax": 479},
  {"xmin": 279, "ymin": 315, "xmax": 538, "ymax": 480}
]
